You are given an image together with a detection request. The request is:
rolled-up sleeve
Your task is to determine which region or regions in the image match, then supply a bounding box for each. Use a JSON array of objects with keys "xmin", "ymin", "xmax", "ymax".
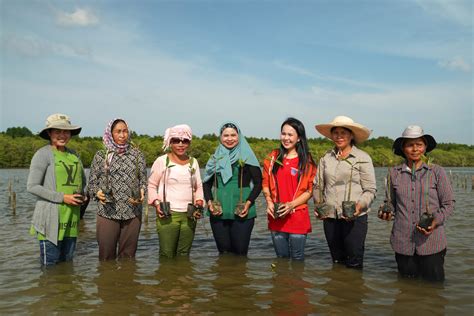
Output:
[
  {"xmin": 357, "ymin": 155, "xmax": 377, "ymax": 209},
  {"xmin": 433, "ymin": 166, "xmax": 455, "ymax": 225}
]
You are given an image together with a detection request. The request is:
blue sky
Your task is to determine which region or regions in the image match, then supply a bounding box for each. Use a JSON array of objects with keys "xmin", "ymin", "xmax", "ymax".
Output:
[{"xmin": 1, "ymin": 0, "xmax": 472, "ymax": 144}]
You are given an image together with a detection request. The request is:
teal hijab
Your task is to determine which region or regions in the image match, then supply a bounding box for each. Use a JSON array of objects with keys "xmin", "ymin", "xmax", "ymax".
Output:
[{"xmin": 203, "ymin": 122, "xmax": 260, "ymax": 184}]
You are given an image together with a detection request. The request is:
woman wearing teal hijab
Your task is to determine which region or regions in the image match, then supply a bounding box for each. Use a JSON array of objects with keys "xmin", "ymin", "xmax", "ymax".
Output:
[{"xmin": 203, "ymin": 122, "xmax": 262, "ymax": 255}]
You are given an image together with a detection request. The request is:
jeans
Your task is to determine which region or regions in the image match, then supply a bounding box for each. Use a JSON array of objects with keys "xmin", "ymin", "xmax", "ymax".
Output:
[
  {"xmin": 39, "ymin": 237, "xmax": 77, "ymax": 266},
  {"xmin": 271, "ymin": 231, "xmax": 307, "ymax": 260},
  {"xmin": 210, "ymin": 217, "xmax": 255, "ymax": 255}
]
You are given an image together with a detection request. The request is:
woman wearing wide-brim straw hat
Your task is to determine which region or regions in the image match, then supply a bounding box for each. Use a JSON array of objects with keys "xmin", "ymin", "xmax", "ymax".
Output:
[
  {"xmin": 27, "ymin": 113, "xmax": 88, "ymax": 266},
  {"xmin": 312, "ymin": 115, "xmax": 376, "ymax": 269},
  {"xmin": 379, "ymin": 125, "xmax": 454, "ymax": 282}
]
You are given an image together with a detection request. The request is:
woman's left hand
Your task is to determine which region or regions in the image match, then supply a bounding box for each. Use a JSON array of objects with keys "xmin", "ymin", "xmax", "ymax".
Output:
[
  {"xmin": 129, "ymin": 189, "xmax": 145, "ymax": 205},
  {"xmin": 416, "ymin": 218, "xmax": 438, "ymax": 235},
  {"xmin": 237, "ymin": 201, "xmax": 251, "ymax": 218},
  {"xmin": 279, "ymin": 202, "xmax": 294, "ymax": 218}
]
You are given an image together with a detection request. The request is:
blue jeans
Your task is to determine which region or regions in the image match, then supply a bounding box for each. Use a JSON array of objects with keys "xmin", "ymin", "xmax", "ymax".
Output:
[
  {"xmin": 271, "ymin": 231, "xmax": 307, "ymax": 260},
  {"xmin": 39, "ymin": 237, "xmax": 77, "ymax": 266}
]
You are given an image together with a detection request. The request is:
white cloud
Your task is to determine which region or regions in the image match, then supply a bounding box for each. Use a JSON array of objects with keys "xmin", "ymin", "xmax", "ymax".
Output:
[
  {"xmin": 56, "ymin": 8, "xmax": 99, "ymax": 27},
  {"xmin": 438, "ymin": 57, "xmax": 472, "ymax": 72},
  {"xmin": 2, "ymin": 33, "xmax": 92, "ymax": 59},
  {"xmin": 273, "ymin": 60, "xmax": 387, "ymax": 91},
  {"xmin": 415, "ymin": 0, "xmax": 473, "ymax": 27}
]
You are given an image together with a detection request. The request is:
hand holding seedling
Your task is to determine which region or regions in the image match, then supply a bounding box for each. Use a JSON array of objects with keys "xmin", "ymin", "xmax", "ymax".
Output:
[
  {"xmin": 416, "ymin": 218, "xmax": 438, "ymax": 235},
  {"xmin": 129, "ymin": 189, "xmax": 144, "ymax": 205},
  {"xmin": 96, "ymin": 190, "xmax": 106, "ymax": 205}
]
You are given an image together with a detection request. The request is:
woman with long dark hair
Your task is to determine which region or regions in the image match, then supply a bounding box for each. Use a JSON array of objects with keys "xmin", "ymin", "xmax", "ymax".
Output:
[{"xmin": 262, "ymin": 117, "xmax": 316, "ymax": 260}]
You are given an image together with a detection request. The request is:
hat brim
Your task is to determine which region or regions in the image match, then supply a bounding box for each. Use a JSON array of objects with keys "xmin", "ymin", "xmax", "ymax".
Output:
[
  {"xmin": 39, "ymin": 126, "xmax": 82, "ymax": 140},
  {"xmin": 315, "ymin": 123, "xmax": 371, "ymax": 144},
  {"xmin": 392, "ymin": 134, "xmax": 437, "ymax": 157}
]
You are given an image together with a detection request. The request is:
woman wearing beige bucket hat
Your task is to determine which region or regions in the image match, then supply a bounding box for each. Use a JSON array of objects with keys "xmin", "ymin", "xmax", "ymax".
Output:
[
  {"xmin": 27, "ymin": 113, "xmax": 87, "ymax": 266},
  {"xmin": 379, "ymin": 125, "xmax": 454, "ymax": 282},
  {"xmin": 313, "ymin": 115, "xmax": 376, "ymax": 269}
]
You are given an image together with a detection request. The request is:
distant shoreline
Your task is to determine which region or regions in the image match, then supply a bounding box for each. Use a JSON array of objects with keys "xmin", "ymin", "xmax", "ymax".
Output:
[{"xmin": 1, "ymin": 134, "xmax": 473, "ymax": 168}]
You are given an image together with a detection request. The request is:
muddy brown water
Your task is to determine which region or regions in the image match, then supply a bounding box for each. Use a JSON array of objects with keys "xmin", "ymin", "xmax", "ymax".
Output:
[{"xmin": 1, "ymin": 168, "xmax": 473, "ymax": 314}]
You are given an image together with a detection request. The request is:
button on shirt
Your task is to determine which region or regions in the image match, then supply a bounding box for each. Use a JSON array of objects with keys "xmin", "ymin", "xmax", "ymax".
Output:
[
  {"xmin": 313, "ymin": 146, "xmax": 376, "ymax": 219},
  {"xmin": 389, "ymin": 163, "xmax": 455, "ymax": 256}
]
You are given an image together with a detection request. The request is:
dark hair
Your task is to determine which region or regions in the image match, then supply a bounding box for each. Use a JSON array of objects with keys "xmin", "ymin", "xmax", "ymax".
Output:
[
  {"xmin": 272, "ymin": 117, "xmax": 315, "ymax": 178},
  {"xmin": 111, "ymin": 119, "xmax": 127, "ymax": 133},
  {"xmin": 330, "ymin": 126, "xmax": 355, "ymax": 146},
  {"xmin": 220, "ymin": 123, "xmax": 239, "ymax": 135}
]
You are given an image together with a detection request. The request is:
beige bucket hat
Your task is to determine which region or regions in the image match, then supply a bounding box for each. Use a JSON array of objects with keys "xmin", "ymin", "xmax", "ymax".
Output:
[
  {"xmin": 315, "ymin": 115, "xmax": 371, "ymax": 144},
  {"xmin": 392, "ymin": 125, "xmax": 436, "ymax": 157},
  {"xmin": 39, "ymin": 113, "xmax": 82, "ymax": 140}
]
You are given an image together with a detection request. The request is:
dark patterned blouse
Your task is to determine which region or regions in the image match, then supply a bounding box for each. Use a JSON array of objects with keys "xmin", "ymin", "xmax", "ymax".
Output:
[{"xmin": 88, "ymin": 146, "xmax": 147, "ymax": 220}]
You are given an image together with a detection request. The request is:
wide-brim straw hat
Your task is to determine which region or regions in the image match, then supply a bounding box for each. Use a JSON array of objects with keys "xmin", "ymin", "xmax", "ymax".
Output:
[
  {"xmin": 39, "ymin": 113, "xmax": 82, "ymax": 140},
  {"xmin": 393, "ymin": 125, "xmax": 436, "ymax": 157},
  {"xmin": 315, "ymin": 115, "xmax": 371, "ymax": 144}
]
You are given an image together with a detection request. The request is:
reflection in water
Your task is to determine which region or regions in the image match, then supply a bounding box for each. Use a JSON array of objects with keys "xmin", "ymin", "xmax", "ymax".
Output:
[
  {"xmin": 392, "ymin": 280, "xmax": 447, "ymax": 315},
  {"xmin": 27, "ymin": 263, "xmax": 88, "ymax": 314},
  {"xmin": 206, "ymin": 255, "xmax": 260, "ymax": 313},
  {"xmin": 267, "ymin": 259, "xmax": 314, "ymax": 315},
  {"xmin": 94, "ymin": 260, "xmax": 148, "ymax": 315},
  {"xmin": 319, "ymin": 265, "xmax": 368, "ymax": 314},
  {"xmin": 143, "ymin": 257, "xmax": 200, "ymax": 314}
]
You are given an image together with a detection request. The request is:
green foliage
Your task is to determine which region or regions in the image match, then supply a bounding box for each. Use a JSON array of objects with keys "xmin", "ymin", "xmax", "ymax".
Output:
[
  {"xmin": 4, "ymin": 126, "xmax": 33, "ymax": 138},
  {"xmin": 0, "ymin": 132, "xmax": 472, "ymax": 168}
]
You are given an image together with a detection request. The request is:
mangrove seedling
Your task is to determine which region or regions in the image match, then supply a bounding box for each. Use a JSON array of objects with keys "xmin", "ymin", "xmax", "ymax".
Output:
[
  {"xmin": 160, "ymin": 155, "xmax": 175, "ymax": 218},
  {"xmin": 341, "ymin": 158, "xmax": 368, "ymax": 219},
  {"xmin": 234, "ymin": 158, "xmax": 248, "ymax": 216},
  {"xmin": 418, "ymin": 155, "xmax": 434, "ymax": 229},
  {"xmin": 210, "ymin": 155, "xmax": 224, "ymax": 216},
  {"xmin": 314, "ymin": 158, "xmax": 331, "ymax": 218}
]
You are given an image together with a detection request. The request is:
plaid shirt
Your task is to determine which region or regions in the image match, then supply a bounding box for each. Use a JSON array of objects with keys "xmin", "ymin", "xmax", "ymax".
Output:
[{"xmin": 389, "ymin": 163, "xmax": 455, "ymax": 256}]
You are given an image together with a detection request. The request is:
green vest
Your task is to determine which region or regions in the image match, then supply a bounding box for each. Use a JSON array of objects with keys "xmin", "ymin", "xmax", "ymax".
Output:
[{"xmin": 213, "ymin": 164, "xmax": 256, "ymax": 220}]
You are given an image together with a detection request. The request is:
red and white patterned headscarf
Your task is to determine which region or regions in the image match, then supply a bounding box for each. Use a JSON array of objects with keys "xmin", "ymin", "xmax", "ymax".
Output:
[
  {"xmin": 162, "ymin": 124, "xmax": 192, "ymax": 151},
  {"xmin": 103, "ymin": 118, "xmax": 130, "ymax": 154}
]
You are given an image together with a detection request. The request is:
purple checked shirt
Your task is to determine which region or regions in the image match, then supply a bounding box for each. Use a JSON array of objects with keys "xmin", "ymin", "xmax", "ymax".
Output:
[{"xmin": 389, "ymin": 163, "xmax": 455, "ymax": 256}]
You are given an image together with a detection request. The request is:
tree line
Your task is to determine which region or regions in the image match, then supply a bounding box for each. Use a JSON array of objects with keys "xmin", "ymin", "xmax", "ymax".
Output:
[{"xmin": 0, "ymin": 129, "xmax": 472, "ymax": 168}]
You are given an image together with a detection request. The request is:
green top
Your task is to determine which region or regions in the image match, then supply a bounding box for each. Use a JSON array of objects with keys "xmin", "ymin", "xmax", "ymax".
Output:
[
  {"xmin": 211, "ymin": 164, "xmax": 256, "ymax": 220},
  {"xmin": 33, "ymin": 149, "xmax": 82, "ymax": 241}
]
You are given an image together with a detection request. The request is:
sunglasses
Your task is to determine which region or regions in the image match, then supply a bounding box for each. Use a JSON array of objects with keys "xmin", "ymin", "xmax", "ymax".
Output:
[{"xmin": 170, "ymin": 138, "xmax": 190, "ymax": 145}]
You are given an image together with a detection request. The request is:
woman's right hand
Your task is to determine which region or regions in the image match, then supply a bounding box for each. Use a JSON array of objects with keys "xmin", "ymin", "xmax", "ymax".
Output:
[
  {"xmin": 96, "ymin": 190, "xmax": 106, "ymax": 205},
  {"xmin": 313, "ymin": 209, "xmax": 328, "ymax": 220},
  {"xmin": 266, "ymin": 200, "xmax": 275, "ymax": 219},
  {"xmin": 208, "ymin": 200, "xmax": 222, "ymax": 216}
]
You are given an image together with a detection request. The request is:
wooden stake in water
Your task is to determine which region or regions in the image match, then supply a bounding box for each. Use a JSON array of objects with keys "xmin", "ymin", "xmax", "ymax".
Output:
[
  {"xmin": 471, "ymin": 176, "xmax": 474, "ymax": 191},
  {"xmin": 12, "ymin": 191, "xmax": 16, "ymax": 214},
  {"xmin": 8, "ymin": 179, "xmax": 12, "ymax": 204}
]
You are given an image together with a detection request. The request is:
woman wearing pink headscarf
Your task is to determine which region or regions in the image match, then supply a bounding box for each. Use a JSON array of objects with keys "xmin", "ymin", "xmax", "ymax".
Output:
[{"xmin": 148, "ymin": 124, "xmax": 204, "ymax": 258}]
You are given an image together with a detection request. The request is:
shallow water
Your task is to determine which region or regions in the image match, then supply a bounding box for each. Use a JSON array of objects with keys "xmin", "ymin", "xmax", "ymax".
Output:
[{"xmin": 0, "ymin": 168, "xmax": 473, "ymax": 314}]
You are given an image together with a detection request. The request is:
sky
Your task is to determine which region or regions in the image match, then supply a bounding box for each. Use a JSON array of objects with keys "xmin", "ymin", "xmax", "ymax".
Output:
[{"xmin": 1, "ymin": 0, "xmax": 473, "ymax": 144}]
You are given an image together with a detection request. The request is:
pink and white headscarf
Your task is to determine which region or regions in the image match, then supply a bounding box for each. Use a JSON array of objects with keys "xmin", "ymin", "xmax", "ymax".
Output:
[
  {"xmin": 162, "ymin": 124, "xmax": 193, "ymax": 151},
  {"xmin": 103, "ymin": 118, "xmax": 130, "ymax": 154}
]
